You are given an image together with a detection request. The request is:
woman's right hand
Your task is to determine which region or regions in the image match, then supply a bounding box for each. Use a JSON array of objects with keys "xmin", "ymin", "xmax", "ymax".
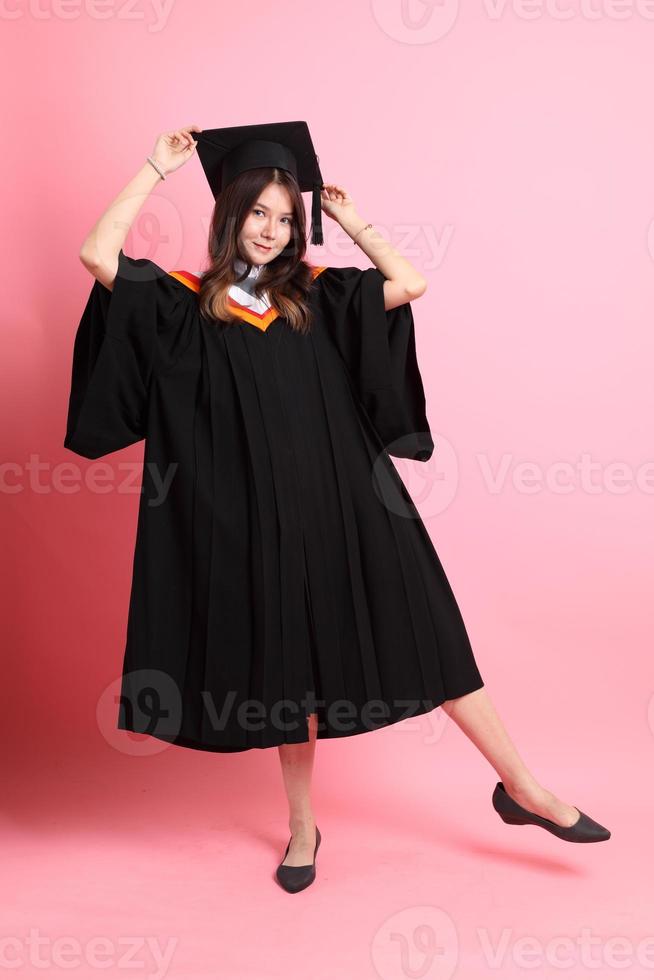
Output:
[{"xmin": 150, "ymin": 125, "xmax": 202, "ymax": 176}]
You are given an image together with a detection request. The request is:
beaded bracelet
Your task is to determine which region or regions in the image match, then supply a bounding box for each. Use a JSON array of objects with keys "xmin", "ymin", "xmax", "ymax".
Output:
[{"xmin": 146, "ymin": 156, "xmax": 167, "ymax": 180}]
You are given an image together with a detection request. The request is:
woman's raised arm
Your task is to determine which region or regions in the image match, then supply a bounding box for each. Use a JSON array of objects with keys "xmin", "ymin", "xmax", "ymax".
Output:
[
  {"xmin": 320, "ymin": 183, "xmax": 428, "ymax": 311},
  {"xmin": 79, "ymin": 125, "xmax": 202, "ymax": 291}
]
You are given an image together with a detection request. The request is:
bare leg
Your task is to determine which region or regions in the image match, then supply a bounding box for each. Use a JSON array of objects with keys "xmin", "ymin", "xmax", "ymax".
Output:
[
  {"xmin": 276, "ymin": 712, "xmax": 319, "ymax": 866},
  {"xmin": 440, "ymin": 686, "xmax": 580, "ymax": 827}
]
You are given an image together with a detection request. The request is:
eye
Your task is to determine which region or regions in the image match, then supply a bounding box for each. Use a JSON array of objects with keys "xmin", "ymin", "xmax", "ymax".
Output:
[{"xmin": 252, "ymin": 208, "xmax": 293, "ymax": 224}]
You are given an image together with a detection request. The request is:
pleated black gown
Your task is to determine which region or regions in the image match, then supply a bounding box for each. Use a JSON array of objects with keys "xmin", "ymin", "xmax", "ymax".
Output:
[{"xmin": 64, "ymin": 249, "xmax": 484, "ymax": 752}]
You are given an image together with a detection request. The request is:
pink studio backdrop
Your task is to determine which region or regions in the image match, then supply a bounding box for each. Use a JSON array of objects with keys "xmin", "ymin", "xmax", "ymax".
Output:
[{"xmin": 3, "ymin": 1, "xmax": 653, "ymax": 977}]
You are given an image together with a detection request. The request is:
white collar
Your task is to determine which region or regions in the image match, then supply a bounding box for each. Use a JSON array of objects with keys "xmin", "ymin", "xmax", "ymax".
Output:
[
  {"xmin": 230, "ymin": 256, "xmax": 271, "ymax": 314},
  {"xmin": 234, "ymin": 257, "xmax": 264, "ymax": 279}
]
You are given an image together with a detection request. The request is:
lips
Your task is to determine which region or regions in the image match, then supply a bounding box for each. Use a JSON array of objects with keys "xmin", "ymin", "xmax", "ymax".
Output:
[{"xmin": 255, "ymin": 244, "xmax": 272, "ymax": 251}]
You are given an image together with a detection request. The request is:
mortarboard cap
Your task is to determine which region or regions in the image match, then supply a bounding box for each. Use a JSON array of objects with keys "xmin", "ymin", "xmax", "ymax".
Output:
[{"xmin": 193, "ymin": 120, "xmax": 325, "ymax": 246}]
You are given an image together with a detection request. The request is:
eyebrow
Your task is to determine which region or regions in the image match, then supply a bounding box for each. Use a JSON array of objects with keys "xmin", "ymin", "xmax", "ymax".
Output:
[{"xmin": 254, "ymin": 201, "xmax": 294, "ymax": 217}]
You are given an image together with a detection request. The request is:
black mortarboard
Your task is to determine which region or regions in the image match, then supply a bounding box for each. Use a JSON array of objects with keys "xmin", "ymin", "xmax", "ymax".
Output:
[{"xmin": 193, "ymin": 120, "xmax": 325, "ymax": 245}]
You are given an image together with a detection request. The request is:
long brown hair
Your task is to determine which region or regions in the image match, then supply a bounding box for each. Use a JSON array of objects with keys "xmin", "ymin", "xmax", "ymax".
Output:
[{"xmin": 197, "ymin": 167, "xmax": 316, "ymax": 334}]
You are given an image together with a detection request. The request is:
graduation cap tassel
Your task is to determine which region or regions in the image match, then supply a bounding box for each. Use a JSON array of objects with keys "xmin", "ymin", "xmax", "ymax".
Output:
[{"xmin": 311, "ymin": 182, "xmax": 324, "ymax": 246}]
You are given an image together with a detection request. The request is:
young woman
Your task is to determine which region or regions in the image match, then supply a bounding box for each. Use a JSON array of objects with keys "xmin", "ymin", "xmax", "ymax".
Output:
[{"xmin": 65, "ymin": 122, "xmax": 610, "ymax": 895}]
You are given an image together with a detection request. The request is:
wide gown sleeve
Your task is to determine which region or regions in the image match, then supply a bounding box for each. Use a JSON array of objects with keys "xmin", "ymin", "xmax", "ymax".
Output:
[
  {"xmin": 63, "ymin": 249, "xmax": 194, "ymax": 459},
  {"xmin": 315, "ymin": 265, "xmax": 435, "ymax": 461}
]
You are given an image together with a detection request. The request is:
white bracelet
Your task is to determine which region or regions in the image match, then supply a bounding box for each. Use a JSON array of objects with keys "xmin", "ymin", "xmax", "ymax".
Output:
[{"xmin": 146, "ymin": 156, "xmax": 167, "ymax": 180}]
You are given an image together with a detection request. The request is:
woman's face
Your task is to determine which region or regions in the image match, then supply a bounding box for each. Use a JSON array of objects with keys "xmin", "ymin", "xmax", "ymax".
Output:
[{"xmin": 238, "ymin": 181, "xmax": 295, "ymax": 266}]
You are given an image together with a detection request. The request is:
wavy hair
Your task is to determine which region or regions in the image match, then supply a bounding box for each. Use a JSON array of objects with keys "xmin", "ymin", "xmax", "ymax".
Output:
[{"xmin": 197, "ymin": 167, "xmax": 317, "ymax": 334}]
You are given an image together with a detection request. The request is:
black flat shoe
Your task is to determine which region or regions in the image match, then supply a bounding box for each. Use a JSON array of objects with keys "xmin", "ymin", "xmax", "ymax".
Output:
[
  {"xmin": 275, "ymin": 826, "xmax": 321, "ymax": 893},
  {"xmin": 492, "ymin": 782, "xmax": 610, "ymax": 843}
]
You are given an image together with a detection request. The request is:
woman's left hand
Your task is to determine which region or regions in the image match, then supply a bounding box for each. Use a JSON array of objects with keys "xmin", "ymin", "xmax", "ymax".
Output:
[{"xmin": 320, "ymin": 183, "xmax": 358, "ymax": 224}]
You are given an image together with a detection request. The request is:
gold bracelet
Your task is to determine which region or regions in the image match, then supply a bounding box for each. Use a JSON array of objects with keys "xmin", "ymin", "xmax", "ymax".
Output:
[{"xmin": 352, "ymin": 222, "xmax": 372, "ymax": 243}]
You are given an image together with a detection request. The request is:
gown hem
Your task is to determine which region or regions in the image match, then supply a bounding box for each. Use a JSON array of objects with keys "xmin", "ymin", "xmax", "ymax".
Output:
[{"xmin": 114, "ymin": 677, "xmax": 486, "ymax": 753}]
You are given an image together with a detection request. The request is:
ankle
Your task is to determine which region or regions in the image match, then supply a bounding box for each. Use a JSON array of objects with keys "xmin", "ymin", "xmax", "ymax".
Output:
[
  {"xmin": 288, "ymin": 814, "xmax": 316, "ymax": 834},
  {"xmin": 502, "ymin": 776, "xmax": 542, "ymax": 800}
]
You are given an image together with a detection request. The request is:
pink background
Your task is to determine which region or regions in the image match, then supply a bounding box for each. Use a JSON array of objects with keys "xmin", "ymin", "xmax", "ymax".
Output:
[{"xmin": 3, "ymin": 0, "xmax": 653, "ymax": 976}]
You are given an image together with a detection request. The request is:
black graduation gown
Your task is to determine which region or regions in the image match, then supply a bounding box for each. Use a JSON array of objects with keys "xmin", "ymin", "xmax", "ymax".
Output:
[{"xmin": 64, "ymin": 249, "xmax": 484, "ymax": 753}]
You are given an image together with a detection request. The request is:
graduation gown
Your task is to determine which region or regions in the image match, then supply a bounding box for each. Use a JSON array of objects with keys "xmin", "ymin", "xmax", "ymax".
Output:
[{"xmin": 64, "ymin": 249, "xmax": 484, "ymax": 752}]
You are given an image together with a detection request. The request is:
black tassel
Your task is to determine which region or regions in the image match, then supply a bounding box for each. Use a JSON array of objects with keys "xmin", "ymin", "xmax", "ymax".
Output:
[{"xmin": 311, "ymin": 182, "xmax": 324, "ymax": 246}]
